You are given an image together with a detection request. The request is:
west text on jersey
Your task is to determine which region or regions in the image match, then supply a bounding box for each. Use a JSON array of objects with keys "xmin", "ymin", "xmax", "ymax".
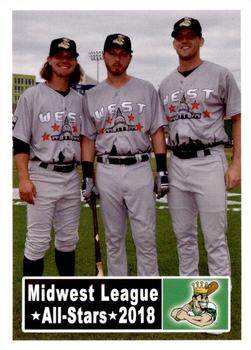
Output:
[
  {"xmin": 38, "ymin": 111, "xmax": 82, "ymax": 123},
  {"xmin": 94, "ymin": 102, "xmax": 146, "ymax": 120},
  {"xmin": 163, "ymin": 88, "xmax": 214, "ymax": 105}
]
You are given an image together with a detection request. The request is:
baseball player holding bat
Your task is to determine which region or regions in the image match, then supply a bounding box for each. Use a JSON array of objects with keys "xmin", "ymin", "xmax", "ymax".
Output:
[
  {"xmin": 13, "ymin": 38, "xmax": 85, "ymax": 276},
  {"xmin": 81, "ymin": 33, "xmax": 168, "ymax": 276},
  {"xmin": 158, "ymin": 17, "xmax": 241, "ymax": 276}
]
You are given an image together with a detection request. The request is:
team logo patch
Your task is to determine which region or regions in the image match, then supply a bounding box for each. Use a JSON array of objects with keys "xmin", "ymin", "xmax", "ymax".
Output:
[
  {"xmin": 112, "ymin": 34, "xmax": 125, "ymax": 46},
  {"xmin": 171, "ymin": 281, "xmax": 218, "ymax": 327},
  {"xmin": 96, "ymin": 107, "xmax": 144, "ymax": 135},
  {"xmin": 38, "ymin": 112, "xmax": 80, "ymax": 144},
  {"xmin": 51, "ymin": 115, "xmax": 79, "ymax": 142},
  {"xmin": 162, "ymin": 277, "xmax": 230, "ymax": 332},
  {"xmin": 58, "ymin": 38, "xmax": 71, "ymax": 49},
  {"xmin": 167, "ymin": 95, "xmax": 202, "ymax": 123},
  {"xmin": 179, "ymin": 17, "xmax": 192, "ymax": 27}
]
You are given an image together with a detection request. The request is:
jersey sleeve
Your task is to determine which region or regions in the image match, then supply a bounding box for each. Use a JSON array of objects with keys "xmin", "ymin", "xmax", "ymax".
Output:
[
  {"xmin": 12, "ymin": 93, "xmax": 33, "ymax": 143},
  {"xmin": 221, "ymin": 70, "xmax": 241, "ymax": 118},
  {"xmin": 81, "ymin": 94, "xmax": 97, "ymax": 140},
  {"xmin": 149, "ymin": 86, "xmax": 167, "ymax": 135}
]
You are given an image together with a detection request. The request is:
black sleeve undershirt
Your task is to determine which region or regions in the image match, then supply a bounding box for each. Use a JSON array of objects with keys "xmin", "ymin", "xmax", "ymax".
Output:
[
  {"xmin": 13, "ymin": 137, "xmax": 30, "ymax": 155},
  {"xmin": 81, "ymin": 161, "xmax": 94, "ymax": 178},
  {"xmin": 155, "ymin": 153, "xmax": 167, "ymax": 172}
]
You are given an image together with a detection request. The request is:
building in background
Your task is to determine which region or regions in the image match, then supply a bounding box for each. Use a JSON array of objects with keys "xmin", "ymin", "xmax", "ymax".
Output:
[
  {"xmin": 12, "ymin": 72, "xmax": 97, "ymax": 109},
  {"xmin": 12, "ymin": 74, "xmax": 36, "ymax": 112}
]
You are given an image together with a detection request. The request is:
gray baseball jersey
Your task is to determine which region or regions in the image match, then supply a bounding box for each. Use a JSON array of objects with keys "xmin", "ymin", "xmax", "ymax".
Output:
[
  {"xmin": 13, "ymin": 82, "xmax": 84, "ymax": 163},
  {"xmin": 158, "ymin": 60, "xmax": 240, "ymax": 148},
  {"xmin": 82, "ymin": 76, "xmax": 166, "ymax": 155}
]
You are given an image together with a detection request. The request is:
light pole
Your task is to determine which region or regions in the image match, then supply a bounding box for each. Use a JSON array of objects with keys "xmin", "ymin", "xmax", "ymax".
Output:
[{"xmin": 88, "ymin": 50, "xmax": 103, "ymax": 83}]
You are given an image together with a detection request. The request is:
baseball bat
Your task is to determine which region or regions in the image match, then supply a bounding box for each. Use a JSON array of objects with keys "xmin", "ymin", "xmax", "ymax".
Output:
[{"xmin": 90, "ymin": 194, "xmax": 104, "ymax": 276}]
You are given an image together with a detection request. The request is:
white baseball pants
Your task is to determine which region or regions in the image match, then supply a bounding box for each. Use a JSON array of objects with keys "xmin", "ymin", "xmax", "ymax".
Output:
[
  {"xmin": 167, "ymin": 150, "xmax": 231, "ymax": 276},
  {"xmin": 96, "ymin": 161, "xmax": 159, "ymax": 276},
  {"xmin": 24, "ymin": 161, "xmax": 81, "ymax": 260}
]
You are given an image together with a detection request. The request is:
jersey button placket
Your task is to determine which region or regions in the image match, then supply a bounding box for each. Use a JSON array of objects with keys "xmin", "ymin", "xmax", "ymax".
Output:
[
  {"xmin": 64, "ymin": 100, "xmax": 71, "ymax": 146},
  {"xmin": 113, "ymin": 91, "xmax": 121, "ymax": 154}
]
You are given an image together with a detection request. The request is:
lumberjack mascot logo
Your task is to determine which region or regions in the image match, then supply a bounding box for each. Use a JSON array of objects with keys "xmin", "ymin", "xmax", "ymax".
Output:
[{"xmin": 171, "ymin": 281, "xmax": 219, "ymax": 327}]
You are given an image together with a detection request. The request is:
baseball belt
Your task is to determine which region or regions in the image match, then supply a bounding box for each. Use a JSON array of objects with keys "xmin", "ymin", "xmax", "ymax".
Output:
[
  {"xmin": 31, "ymin": 157, "xmax": 78, "ymax": 173},
  {"xmin": 172, "ymin": 148, "xmax": 211, "ymax": 159},
  {"xmin": 170, "ymin": 140, "xmax": 225, "ymax": 159},
  {"xmin": 97, "ymin": 154, "xmax": 149, "ymax": 165},
  {"xmin": 39, "ymin": 162, "xmax": 77, "ymax": 173}
]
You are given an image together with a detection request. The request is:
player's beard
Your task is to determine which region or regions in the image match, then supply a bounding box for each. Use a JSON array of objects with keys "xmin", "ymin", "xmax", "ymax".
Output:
[
  {"xmin": 105, "ymin": 61, "xmax": 130, "ymax": 77},
  {"xmin": 54, "ymin": 66, "xmax": 75, "ymax": 79},
  {"xmin": 50, "ymin": 61, "xmax": 77, "ymax": 80}
]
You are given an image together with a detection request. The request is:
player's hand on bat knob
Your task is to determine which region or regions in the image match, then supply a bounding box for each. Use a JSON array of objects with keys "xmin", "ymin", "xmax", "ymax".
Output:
[
  {"xmin": 81, "ymin": 177, "xmax": 99, "ymax": 203},
  {"xmin": 154, "ymin": 171, "xmax": 169, "ymax": 199}
]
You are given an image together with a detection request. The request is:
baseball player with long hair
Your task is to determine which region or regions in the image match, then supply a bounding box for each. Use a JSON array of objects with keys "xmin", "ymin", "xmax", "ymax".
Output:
[
  {"xmin": 159, "ymin": 18, "xmax": 241, "ymax": 276},
  {"xmin": 13, "ymin": 38, "xmax": 84, "ymax": 276},
  {"xmin": 81, "ymin": 33, "xmax": 168, "ymax": 276}
]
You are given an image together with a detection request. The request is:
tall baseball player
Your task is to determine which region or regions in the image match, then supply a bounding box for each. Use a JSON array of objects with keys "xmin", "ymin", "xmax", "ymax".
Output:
[
  {"xmin": 81, "ymin": 33, "xmax": 168, "ymax": 276},
  {"xmin": 159, "ymin": 18, "xmax": 241, "ymax": 276},
  {"xmin": 13, "ymin": 38, "xmax": 84, "ymax": 276}
]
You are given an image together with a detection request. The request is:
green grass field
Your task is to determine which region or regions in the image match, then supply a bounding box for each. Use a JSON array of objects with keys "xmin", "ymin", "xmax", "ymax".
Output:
[{"xmin": 13, "ymin": 150, "xmax": 241, "ymax": 340}]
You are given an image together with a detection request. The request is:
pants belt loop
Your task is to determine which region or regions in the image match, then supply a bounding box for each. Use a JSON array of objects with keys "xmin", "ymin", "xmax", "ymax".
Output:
[
  {"xmin": 197, "ymin": 149, "xmax": 211, "ymax": 157},
  {"xmin": 197, "ymin": 150, "xmax": 205, "ymax": 158},
  {"xmin": 103, "ymin": 155, "xmax": 109, "ymax": 164},
  {"xmin": 135, "ymin": 154, "xmax": 141, "ymax": 162}
]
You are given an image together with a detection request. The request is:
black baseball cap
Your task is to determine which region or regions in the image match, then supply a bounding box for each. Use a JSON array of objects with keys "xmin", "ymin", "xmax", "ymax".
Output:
[
  {"xmin": 49, "ymin": 37, "xmax": 79, "ymax": 57},
  {"xmin": 171, "ymin": 17, "xmax": 202, "ymax": 38},
  {"xmin": 103, "ymin": 33, "xmax": 133, "ymax": 53}
]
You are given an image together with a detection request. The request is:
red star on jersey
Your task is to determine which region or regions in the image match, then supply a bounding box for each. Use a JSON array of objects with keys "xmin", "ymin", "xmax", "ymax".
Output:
[
  {"xmin": 105, "ymin": 116, "xmax": 113, "ymax": 124},
  {"xmin": 72, "ymin": 126, "xmax": 78, "ymax": 133},
  {"xmin": 169, "ymin": 104, "xmax": 176, "ymax": 113},
  {"xmin": 42, "ymin": 132, "xmax": 50, "ymax": 141},
  {"xmin": 136, "ymin": 123, "xmax": 143, "ymax": 131},
  {"xmin": 128, "ymin": 114, "xmax": 135, "ymax": 122},
  {"xmin": 191, "ymin": 101, "xmax": 200, "ymax": 110},
  {"xmin": 203, "ymin": 110, "xmax": 211, "ymax": 118},
  {"xmin": 51, "ymin": 123, "xmax": 60, "ymax": 132},
  {"xmin": 98, "ymin": 128, "xmax": 105, "ymax": 134}
]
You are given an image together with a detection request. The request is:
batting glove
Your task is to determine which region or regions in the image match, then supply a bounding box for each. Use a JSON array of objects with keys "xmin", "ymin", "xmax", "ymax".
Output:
[
  {"xmin": 81, "ymin": 177, "xmax": 99, "ymax": 203},
  {"xmin": 154, "ymin": 171, "xmax": 169, "ymax": 199}
]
